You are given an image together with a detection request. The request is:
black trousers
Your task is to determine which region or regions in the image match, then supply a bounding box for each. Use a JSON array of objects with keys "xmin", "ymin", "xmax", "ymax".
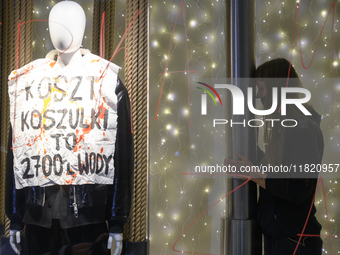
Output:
[
  {"xmin": 24, "ymin": 220, "xmax": 108, "ymax": 255},
  {"xmin": 264, "ymin": 235, "xmax": 322, "ymax": 255}
]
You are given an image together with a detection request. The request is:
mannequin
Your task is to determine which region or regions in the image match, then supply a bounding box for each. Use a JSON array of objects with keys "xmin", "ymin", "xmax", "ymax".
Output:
[{"xmin": 7, "ymin": 1, "xmax": 132, "ymax": 255}]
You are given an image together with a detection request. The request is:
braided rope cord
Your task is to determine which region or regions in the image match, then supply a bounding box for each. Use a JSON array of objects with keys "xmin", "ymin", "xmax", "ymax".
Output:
[
  {"xmin": 0, "ymin": 0, "xmax": 7, "ymax": 230},
  {"xmin": 92, "ymin": 0, "xmax": 115, "ymax": 58},
  {"xmin": 92, "ymin": 1, "xmax": 100, "ymax": 55},
  {"xmin": 123, "ymin": 0, "xmax": 137, "ymax": 241},
  {"xmin": 0, "ymin": 0, "xmax": 19, "ymax": 234},
  {"xmin": 0, "ymin": 0, "xmax": 33, "ymax": 236},
  {"xmin": 135, "ymin": 0, "xmax": 148, "ymax": 242},
  {"xmin": 105, "ymin": 0, "xmax": 115, "ymax": 61},
  {"xmin": 124, "ymin": 0, "xmax": 148, "ymax": 242}
]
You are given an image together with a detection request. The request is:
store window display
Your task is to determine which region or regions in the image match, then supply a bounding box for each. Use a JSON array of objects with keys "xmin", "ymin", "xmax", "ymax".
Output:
[{"xmin": 5, "ymin": 1, "xmax": 134, "ymax": 254}]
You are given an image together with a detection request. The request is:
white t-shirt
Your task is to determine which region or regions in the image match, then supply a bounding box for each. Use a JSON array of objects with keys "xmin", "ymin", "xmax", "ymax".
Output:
[{"xmin": 8, "ymin": 52, "xmax": 120, "ymax": 189}]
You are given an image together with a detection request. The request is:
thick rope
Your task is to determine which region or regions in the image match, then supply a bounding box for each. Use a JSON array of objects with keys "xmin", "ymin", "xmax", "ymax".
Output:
[
  {"xmin": 108, "ymin": 1, "xmax": 115, "ymax": 60},
  {"xmin": 124, "ymin": 0, "xmax": 138, "ymax": 241},
  {"xmin": 135, "ymin": 0, "xmax": 148, "ymax": 242},
  {"xmin": 123, "ymin": 0, "xmax": 134, "ymax": 240},
  {"xmin": 0, "ymin": 0, "xmax": 18, "ymax": 228},
  {"xmin": 5, "ymin": 216, "xmax": 10, "ymax": 237},
  {"xmin": 0, "ymin": 0, "xmax": 33, "ymax": 230},
  {"xmin": 92, "ymin": 0, "xmax": 115, "ymax": 60},
  {"xmin": 0, "ymin": 0, "xmax": 9, "ymax": 228},
  {"xmin": 124, "ymin": 0, "xmax": 148, "ymax": 242},
  {"xmin": 92, "ymin": 1, "xmax": 100, "ymax": 55}
]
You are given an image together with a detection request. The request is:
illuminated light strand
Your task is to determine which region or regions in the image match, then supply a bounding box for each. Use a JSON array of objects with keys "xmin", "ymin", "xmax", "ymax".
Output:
[
  {"xmin": 152, "ymin": 0, "xmax": 339, "ymax": 253},
  {"xmin": 176, "ymin": 174, "xmax": 337, "ymax": 255},
  {"xmin": 172, "ymin": 174, "xmax": 251, "ymax": 254},
  {"xmin": 158, "ymin": 70, "xmax": 197, "ymax": 76},
  {"xmin": 295, "ymin": 3, "xmax": 336, "ymax": 129},
  {"xmin": 155, "ymin": 2, "xmax": 194, "ymax": 126},
  {"xmin": 276, "ymin": 3, "xmax": 336, "ymax": 129}
]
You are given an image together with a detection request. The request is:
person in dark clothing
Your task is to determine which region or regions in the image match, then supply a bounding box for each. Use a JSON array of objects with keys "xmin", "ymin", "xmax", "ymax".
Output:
[{"xmin": 224, "ymin": 58, "xmax": 323, "ymax": 255}]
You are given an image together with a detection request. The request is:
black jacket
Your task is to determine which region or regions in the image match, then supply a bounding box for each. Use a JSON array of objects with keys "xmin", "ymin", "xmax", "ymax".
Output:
[
  {"xmin": 5, "ymin": 78, "xmax": 134, "ymax": 233},
  {"xmin": 258, "ymin": 108, "xmax": 324, "ymax": 237}
]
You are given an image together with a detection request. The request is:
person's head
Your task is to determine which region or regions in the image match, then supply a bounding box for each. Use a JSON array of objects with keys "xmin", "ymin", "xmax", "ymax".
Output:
[
  {"xmin": 48, "ymin": 1, "xmax": 86, "ymax": 53},
  {"xmin": 254, "ymin": 58, "xmax": 311, "ymax": 166},
  {"xmin": 255, "ymin": 58, "xmax": 303, "ymax": 111}
]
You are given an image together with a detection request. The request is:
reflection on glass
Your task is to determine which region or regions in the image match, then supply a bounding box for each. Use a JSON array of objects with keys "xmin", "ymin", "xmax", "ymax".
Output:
[
  {"xmin": 149, "ymin": 1, "xmax": 227, "ymax": 254},
  {"xmin": 149, "ymin": 0, "xmax": 340, "ymax": 254}
]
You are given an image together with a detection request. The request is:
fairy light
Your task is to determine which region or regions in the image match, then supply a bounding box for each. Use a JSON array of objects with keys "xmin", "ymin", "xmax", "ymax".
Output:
[
  {"xmin": 167, "ymin": 94, "xmax": 174, "ymax": 100},
  {"xmin": 190, "ymin": 20, "xmax": 197, "ymax": 27}
]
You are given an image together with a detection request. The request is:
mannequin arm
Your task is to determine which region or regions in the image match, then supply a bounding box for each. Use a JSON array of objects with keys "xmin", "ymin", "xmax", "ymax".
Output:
[
  {"xmin": 107, "ymin": 233, "xmax": 123, "ymax": 255},
  {"xmin": 9, "ymin": 230, "xmax": 21, "ymax": 254},
  {"xmin": 106, "ymin": 78, "xmax": 133, "ymax": 254}
]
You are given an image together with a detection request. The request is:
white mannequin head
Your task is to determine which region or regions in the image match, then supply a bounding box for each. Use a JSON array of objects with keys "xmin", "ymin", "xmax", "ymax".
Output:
[{"xmin": 48, "ymin": 1, "xmax": 86, "ymax": 53}]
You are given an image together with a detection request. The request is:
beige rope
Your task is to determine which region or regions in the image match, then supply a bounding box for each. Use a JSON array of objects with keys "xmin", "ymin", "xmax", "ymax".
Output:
[
  {"xmin": 0, "ymin": 0, "xmax": 16, "ymax": 228},
  {"xmin": 92, "ymin": 1, "xmax": 100, "ymax": 55},
  {"xmin": 124, "ymin": 0, "xmax": 138, "ymax": 241},
  {"xmin": 136, "ymin": 0, "xmax": 148, "ymax": 242},
  {"xmin": 0, "ymin": 0, "xmax": 9, "ymax": 228},
  {"xmin": 124, "ymin": 0, "xmax": 148, "ymax": 242},
  {"xmin": 5, "ymin": 216, "xmax": 10, "ymax": 237},
  {"xmin": 0, "ymin": 0, "xmax": 33, "ymax": 229},
  {"xmin": 92, "ymin": 0, "xmax": 115, "ymax": 60}
]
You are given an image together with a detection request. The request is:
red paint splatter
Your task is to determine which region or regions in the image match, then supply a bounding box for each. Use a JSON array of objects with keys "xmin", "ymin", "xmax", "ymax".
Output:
[
  {"xmin": 97, "ymin": 102, "xmax": 108, "ymax": 124},
  {"xmin": 100, "ymin": 12, "xmax": 106, "ymax": 58},
  {"xmin": 65, "ymin": 179, "xmax": 73, "ymax": 184},
  {"xmin": 100, "ymin": 148, "xmax": 103, "ymax": 153},
  {"xmin": 82, "ymin": 123, "xmax": 91, "ymax": 134}
]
